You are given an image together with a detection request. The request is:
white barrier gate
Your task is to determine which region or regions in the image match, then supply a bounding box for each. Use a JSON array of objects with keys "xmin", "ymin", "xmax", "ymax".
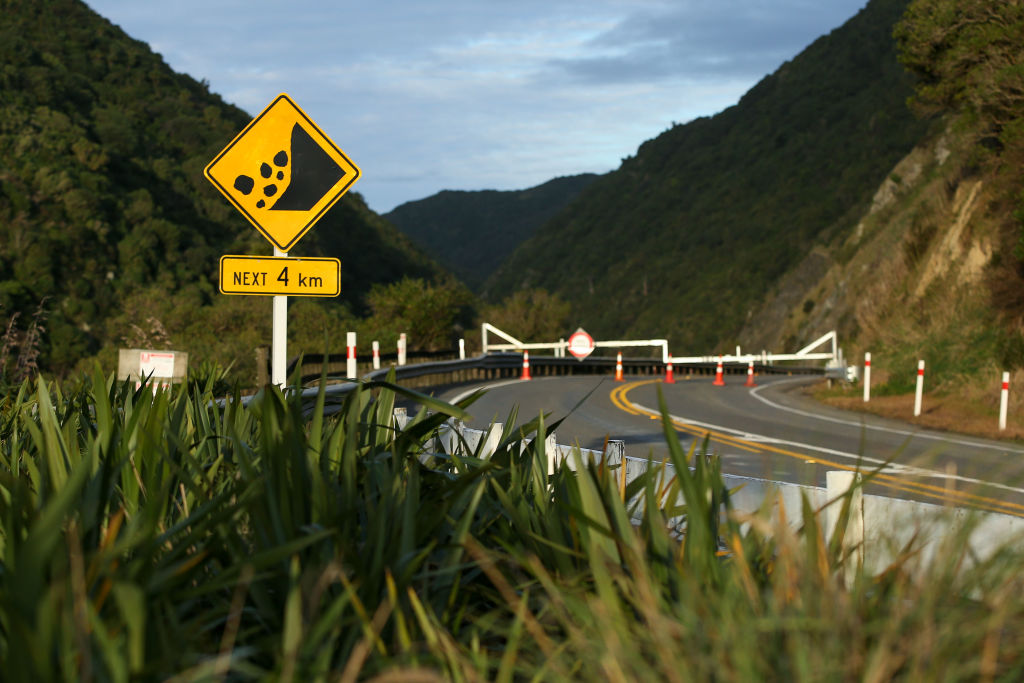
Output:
[{"xmin": 481, "ymin": 322, "xmax": 841, "ymax": 368}]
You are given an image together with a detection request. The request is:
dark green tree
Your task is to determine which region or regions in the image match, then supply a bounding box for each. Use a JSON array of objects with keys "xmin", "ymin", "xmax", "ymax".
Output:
[
  {"xmin": 362, "ymin": 277, "xmax": 475, "ymax": 350},
  {"xmin": 895, "ymin": 0, "xmax": 1024, "ymax": 131},
  {"xmin": 896, "ymin": 0, "xmax": 1024, "ymax": 328},
  {"xmin": 481, "ymin": 289, "xmax": 572, "ymax": 343}
]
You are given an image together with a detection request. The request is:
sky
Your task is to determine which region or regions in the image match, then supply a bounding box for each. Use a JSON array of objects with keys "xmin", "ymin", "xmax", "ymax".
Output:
[{"xmin": 85, "ymin": 0, "xmax": 868, "ymax": 213}]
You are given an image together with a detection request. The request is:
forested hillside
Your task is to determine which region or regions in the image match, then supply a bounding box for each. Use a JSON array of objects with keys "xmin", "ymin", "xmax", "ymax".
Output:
[
  {"xmin": 385, "ymin": 174, "xmax": 598, "ymax": 289},
  {"xmin": 486, "ymin": 0, "xmax": 930, "ymax": 354},
  {"xmin": 0, "ymin": 0, "xmax": 441, "ymax": 377},
  {"xmin": 726, "ymin": 0, "xmax": 1024, "ymax": 433}
]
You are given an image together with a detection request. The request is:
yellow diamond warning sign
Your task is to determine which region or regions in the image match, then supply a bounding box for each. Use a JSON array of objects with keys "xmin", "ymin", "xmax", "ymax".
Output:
[{"xmin": 205, "ymin": 94, "xmax": 360, "ymax": 252}]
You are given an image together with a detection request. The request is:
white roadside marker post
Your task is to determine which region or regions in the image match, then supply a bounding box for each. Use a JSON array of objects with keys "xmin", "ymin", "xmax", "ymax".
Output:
[
  {"xmin": 346, "ymin": 332, "xmax": 357, "ymax": 379},
  {"xmin": 1000, "ymin": 371, "xmax": 1010, "ymax": 431},
  {"xmin": 372, "ymin": 341, "xmax": 381, "ymax": 370},
  {"xmin": 863, "ymin": 352, "xmax": 871, "ymax": 403},
  {"xmin": 272, "ymin": 246, "xmax": 288, "ymax": 389},
  {"xmin": 914, "ymin": 360, "xmax": 925, "ymax": 417}
]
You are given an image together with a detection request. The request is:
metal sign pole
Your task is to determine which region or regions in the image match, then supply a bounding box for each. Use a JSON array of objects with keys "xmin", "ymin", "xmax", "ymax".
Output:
[{"xmin": 272, "ymin": 246, "xmax": 288, "ymax": 388}]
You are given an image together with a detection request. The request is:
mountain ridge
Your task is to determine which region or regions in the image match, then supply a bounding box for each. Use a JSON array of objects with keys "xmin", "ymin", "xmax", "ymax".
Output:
[
  {"xmin": 483, "ymin": 0, "xmax": 929, "ymax": 355},
  {"xmin": 385, "ymin": 173, "xmax": 599, "ymax": 289}
]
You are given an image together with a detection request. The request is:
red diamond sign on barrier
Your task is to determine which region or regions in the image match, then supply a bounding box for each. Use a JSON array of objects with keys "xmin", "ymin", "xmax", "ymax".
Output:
[{"xmin": 567, "ymin": 328, "xmax": 595, "ymax": 360}]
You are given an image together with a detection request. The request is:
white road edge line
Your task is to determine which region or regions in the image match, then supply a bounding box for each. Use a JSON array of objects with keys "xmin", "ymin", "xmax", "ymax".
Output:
[
  {"xmin": 449, "ymin": 378, "xmax": 523, "ymax": 405},
  {"xmin": 749, "ymin": 377, "xmax": 1024, "ymax": 454},
  {"xmin": 449, "ymin": 376, "xmax": 1024, "ymax": 497},
  {"xmin": 448, "ymin": 376, "xmax": 577, "ymax": 405},
  {"xmin": 632, "ymin": 400, "xmax": 893, "ymax": 468},
  {"xmin": 628, "ymin": 398, "xmax": 1024, "ymax": 497}
]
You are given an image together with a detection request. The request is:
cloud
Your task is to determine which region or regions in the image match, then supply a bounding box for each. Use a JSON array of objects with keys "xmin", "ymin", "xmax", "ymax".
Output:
[
  {"xmin": 84, "ymin": 0, "xmax": 867, "ymax": 211},
  {"xmin": 547, "ymin": 0, "xmax": 866, "ymax": 84}
]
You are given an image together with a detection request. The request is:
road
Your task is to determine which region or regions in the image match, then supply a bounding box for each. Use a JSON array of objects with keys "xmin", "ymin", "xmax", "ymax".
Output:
[{"xmin": 436, "ymin": 374, "xmax": 1024, "ymax": 516}]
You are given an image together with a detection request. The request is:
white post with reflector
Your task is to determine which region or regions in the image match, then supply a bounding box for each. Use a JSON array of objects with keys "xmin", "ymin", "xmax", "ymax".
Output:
[
  {"xmin": 914, "ymin": 360, "xmax": 925, "ymax": 417},
  {"xmin": 398, "ymin": 333, "xmax": 407, "ymax": 366},
  {"xmin": 863, "ymin": 352, "xmax": 871, "ymax": 403},
  {"xmin": 346, "ymin": 332, "xmax": 357, "ymax": 379},
  {"xmin": 272, "ymin": 246, "xmax": 288, "ymax": 389},
  {"xmin": 372, "ymin": 341, "xmax": 381, "ymax": 370},
  {"xmin": 1000, "ymin": 371, "xmax": 1010, "ymax": 431},
  {"xmin": 459, "ymin": 338, "xmax": 466, "ymax": 360}
]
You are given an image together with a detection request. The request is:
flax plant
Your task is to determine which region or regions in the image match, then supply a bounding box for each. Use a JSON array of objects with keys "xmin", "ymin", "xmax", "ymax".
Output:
[{"xmin": 0, "ymin": 370, "xmax": 1023, "ymax": 681}]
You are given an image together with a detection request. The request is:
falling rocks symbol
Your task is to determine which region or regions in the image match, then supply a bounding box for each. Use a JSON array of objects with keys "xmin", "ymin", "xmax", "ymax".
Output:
[
  {"xmin": 272, "ymin": 124, "xmax": 345, "ymax": 210},
  {"xmin": 206, "ymin": 93, "xmax": 361, "ymax": 253},
  {"xmin": 232, "ymin": 124, "xmax": 346, "ymax": 212}
]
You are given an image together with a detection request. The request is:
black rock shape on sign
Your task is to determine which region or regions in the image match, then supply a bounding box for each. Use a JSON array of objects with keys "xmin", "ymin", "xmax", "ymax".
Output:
[{"xmin": 270, "ymin": 124, "xmax": 346, "ymax": 211}]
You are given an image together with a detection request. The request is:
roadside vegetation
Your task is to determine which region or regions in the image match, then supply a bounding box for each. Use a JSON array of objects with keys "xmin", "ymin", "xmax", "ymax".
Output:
[
  {"xmin": 0, "ymin": 0, "xmax": 444, "ymax": 380},
  {"xmin": 807, "ymin": 1, "xmax": 1024, "ymax": 438},
  {"xmin": 486, "ymin": 0, "xmax": 929, "ymax": 352},
  {"xmin": 895, "ymin": 0, "xmax": 1024, "ymax": 349},
  {"xmin": 384, "ymin": 175, "xmax": 599, "ymax": 290},
  {"xmin": 2, "ymin": 371, "xmax": 1023, "ymax": 680}
]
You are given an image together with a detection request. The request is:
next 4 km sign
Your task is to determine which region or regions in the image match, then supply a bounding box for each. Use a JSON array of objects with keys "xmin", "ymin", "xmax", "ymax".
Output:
[{"xmin": 219, "ymin": 255, "xmax": 340, "ymax": 297}]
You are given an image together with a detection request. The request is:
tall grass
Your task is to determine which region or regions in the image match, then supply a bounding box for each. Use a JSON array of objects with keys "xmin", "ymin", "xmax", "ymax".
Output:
[{"xmin": 1, "ymin": 370, "xmax": 1022, "ymax": 680}]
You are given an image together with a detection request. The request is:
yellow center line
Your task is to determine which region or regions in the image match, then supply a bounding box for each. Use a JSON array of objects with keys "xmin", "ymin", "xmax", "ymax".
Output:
[{"xmin": 608, "ymin": 380, "xmax": 1024, "ymax": 517}]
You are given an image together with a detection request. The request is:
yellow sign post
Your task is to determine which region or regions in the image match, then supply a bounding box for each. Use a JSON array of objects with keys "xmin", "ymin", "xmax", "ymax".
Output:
[
  {"xmin": 204, "ymin": 93, "xmax": 361, "ymax": 252},
  {"xmin": 205, "ymin": 93, "xmax": 360, "ymax": 387},
  {"xmin": 219, "ymin": 255, "xmax": 340, "ymax": 297}
]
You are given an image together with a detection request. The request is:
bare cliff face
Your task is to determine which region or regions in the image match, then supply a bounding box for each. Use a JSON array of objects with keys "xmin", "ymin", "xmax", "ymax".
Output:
[{"xmin": 741, "ymin": 122, "xmax": 996, "ymax": 360}]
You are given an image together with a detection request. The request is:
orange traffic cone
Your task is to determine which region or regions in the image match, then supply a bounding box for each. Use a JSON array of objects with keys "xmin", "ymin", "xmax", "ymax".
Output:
[
  {"xmin": 664, "ymin": 361, "xmax": 675, "ymax": 384},
  {"xmin": 744, "ymin": 360, "xmax": 757, "ymax": 387},
  {"xmin": 713, "ymin": 356, "xmax": 726, "ymax": 386},
  {"xmin": 521, "ymin": 351, "xmax": 532, "ymax": 380},
  {"xmin": 615, "ymin": 351, "xmax": 624, "ymax": 381}
]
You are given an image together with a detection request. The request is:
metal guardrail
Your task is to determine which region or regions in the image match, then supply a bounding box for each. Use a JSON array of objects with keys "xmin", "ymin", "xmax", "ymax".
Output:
[
  {"xmin": 298, "ymin": 352, "xmax": 827, "ymax": 404},
  {"xmin": 286, "ymin": 348, "xmax": 461, "ymax": 386},
  {"xmin": 280, "ymin": 322, "xmax": 838, "ymax": 393}
]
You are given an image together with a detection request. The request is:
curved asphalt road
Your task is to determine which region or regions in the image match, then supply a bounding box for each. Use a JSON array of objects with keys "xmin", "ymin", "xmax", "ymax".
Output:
[{"xmin": 438, "ymin": 374, "xmax": 1024, "ymax": 516}]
